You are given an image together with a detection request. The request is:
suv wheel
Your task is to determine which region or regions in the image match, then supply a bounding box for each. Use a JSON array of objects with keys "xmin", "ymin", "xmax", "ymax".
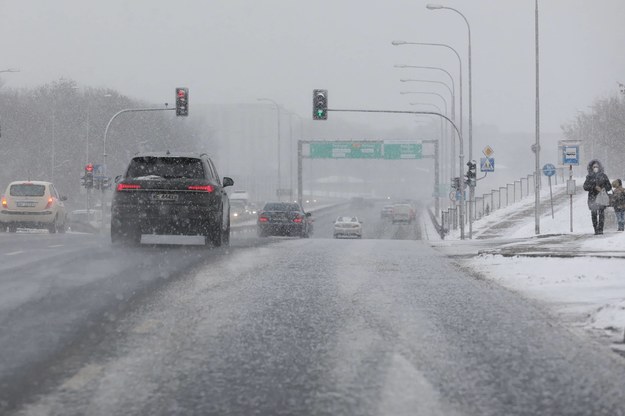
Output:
[
  {"xmin": 222, "ymin": 219, "xmax": 230, "ymax": 246},
  {"xmin": 48, "ymin": 217, "xmax": 58, "ymax": 234},
  {"xmin": 209, "ymin": 216, "xmax": 223, "ymax": 247},
  {"xmin": 58, "ymin": 217, "xmax": 67, "ymax": 234}
]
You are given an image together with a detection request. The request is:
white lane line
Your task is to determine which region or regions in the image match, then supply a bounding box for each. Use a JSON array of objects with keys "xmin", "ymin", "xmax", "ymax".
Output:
[
  {"xmin": 48, "ymin": 244, "xmax": 65, "ymax": 248},
  {"xmin": 5, "ymin": 250, "xmax": 24, "ymax": 256}
]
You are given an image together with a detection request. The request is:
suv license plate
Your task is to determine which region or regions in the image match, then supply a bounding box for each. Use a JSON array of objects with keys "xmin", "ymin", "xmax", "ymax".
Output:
[
  {"xmin": 17, "ymin": 201, "xmax": 37, "ymax": 207},
  {"xmin": 152, "ymin": 194, "xmax": 178, "ymax": 201}
]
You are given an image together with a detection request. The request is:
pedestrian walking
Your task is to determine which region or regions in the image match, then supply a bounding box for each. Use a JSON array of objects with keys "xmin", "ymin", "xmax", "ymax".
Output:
[
  {"xmin": 611, "ymin": 179, "xmax": 625, "ymax": 231},
  {"xmin": 583, "ymin": 159, "xmax": 612, "ymax": 235}
]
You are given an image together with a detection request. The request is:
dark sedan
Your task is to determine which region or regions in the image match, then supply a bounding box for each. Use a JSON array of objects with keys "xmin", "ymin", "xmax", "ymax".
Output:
[{"xmin": 257, "ymin": 202, "xmax": 311, "ymax": 238}]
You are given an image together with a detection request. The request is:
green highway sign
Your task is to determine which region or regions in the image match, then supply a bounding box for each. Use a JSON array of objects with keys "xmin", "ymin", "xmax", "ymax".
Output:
[
  {"xmin": 310, "ymin": 141, "xmax": 383, "ymax": 159},
  {"xmin": 383, "ymin": 141, "xmax": 422, "ymax": 160},
  {"xmin": 308, "ymin": 140, "xmax": 422, "ymax": 160}
]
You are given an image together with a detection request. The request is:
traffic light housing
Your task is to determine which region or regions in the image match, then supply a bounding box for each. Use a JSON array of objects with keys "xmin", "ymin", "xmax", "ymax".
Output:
[
  {"xmin": 313, "ymin": 89, "xmax": 328, "ymax": 120},
  {"xmin": 176, "ymin": 87, "xmax": 189, "ymax": 116},
  {"xmin": 83, "ymin": 164, "xmax": 94, "ymax": 189},
  {"xmin": 466, "ymin": 160, "xmax": 477, "ymax": 187}
]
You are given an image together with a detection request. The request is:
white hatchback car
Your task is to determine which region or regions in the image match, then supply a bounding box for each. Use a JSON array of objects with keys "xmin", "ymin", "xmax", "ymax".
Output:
[
  {"xmin": 333, "ymin": 216, "xmax": 363, "ymax": 239},
  {"xmin": 0, "ymin": 181, "xmax": 68, "ymax": 233}
]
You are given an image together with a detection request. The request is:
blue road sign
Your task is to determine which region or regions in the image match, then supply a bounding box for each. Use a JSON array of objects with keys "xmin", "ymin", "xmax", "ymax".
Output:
[
  {"xmin": 562, "ymin": 145, "xmax": 579, "ymax": 165},
  {"xmin": 543, "ymin": 163, "xmax": 556, "ymax": 177},
  {"xmin": 480, "ymin": 157, "xmax": 495, "ymax": 172}
]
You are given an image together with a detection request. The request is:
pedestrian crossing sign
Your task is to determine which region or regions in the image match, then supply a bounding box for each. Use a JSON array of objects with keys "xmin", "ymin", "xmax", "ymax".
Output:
[{"xmin": 480, "ymin": 157, "xmax": 495, "ymax": 172}]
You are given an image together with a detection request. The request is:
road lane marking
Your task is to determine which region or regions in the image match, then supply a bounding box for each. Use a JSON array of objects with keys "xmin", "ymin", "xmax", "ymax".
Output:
[
  {"xmin": 4, "ymin": 251, "xmax": 24, "ymax": 256},
  {"xmin": 132, "ymin": 319, "xmax": 161, "ymax": 334},
  {"xmin": 60, "ymin": 364, "xmax": 103, "ymax": 391},
  {"xmin": 48, "ymin": 244, "xmax": 65, "ymax": 248}
]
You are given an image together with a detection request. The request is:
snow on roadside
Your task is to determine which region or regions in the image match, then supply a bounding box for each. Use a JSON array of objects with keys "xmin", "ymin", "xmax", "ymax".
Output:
[
  {"xmin": 467, "ymin": 254, "xmax": 625, "ymax": 337},
  {"xmin": 456, "ymin": 177, "xmax": 625, "ymax": 343}
]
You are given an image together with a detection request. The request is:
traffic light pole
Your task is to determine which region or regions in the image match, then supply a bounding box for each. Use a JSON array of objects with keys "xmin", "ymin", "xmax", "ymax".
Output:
[
  {"xmin": 103, "ymin": 107, "xmax": 176, "ymax": 175},
  {"xmin": 101, "ymin": 106, "xmax": 176, "ymax": 234}
]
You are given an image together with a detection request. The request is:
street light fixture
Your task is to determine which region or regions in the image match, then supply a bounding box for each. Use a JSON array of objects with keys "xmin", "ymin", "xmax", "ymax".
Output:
[{"xmin": 257, "ymin": 98, "xmax": 282, "ymax": 200}]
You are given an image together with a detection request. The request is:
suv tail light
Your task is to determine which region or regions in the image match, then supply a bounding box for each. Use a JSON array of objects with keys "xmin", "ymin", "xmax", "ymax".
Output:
[
  {"xmin": 188, "ymin": 185, "xmax": 214, "ymax": 192},
  {"xmin": 116, "ymin": 183, "xmax": 142, "ymax": 191},
  {"xmin": 293, "ymin": 215, "xmax": 303, "ymax": 224},
  {"xmin": 259, "ymin": 216, "xmax": 269, "ymax": 223},
  {"xmin": 45, "ymin": 197, "xmax": 54, "ymax": 209},
  {"xmin": 1, "ymin": 197, "xmax": 6, "ymax": 208}
]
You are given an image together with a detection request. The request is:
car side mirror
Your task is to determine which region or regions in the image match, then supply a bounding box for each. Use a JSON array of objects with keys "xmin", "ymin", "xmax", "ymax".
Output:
[
  {"xmin": 305, "ymin": 212, "xmax": 312, "ymax": 217},
  {"xmin": 60, "ymin": 196, "xmax": 68, "ymax": 201},
  {"xmin": 114, "ymin": 175, "xmax": 122, "ymax": 183},
  {"xmin": 223, "ymin": 177, "xmax": 234, "ymax": 187}
]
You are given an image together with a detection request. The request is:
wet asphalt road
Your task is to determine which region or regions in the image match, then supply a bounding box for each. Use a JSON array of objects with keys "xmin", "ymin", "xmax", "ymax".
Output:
[{"xmin": 3, "ymin": 203, "xmax": 625, "ymax": 415}]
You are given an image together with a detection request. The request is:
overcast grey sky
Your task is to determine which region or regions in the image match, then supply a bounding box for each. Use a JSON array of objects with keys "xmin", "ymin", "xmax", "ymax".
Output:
[{"xmin": 1, "ymin": 0, "xmax": 623, "ymax": 134}]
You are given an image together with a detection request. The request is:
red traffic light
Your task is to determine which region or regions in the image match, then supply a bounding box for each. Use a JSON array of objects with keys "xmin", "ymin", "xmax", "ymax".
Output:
[
  {"xmin": 85, "ymin": 164, "xmax": 94, "ymax": 172},
  {"xmin": 177, "ymin": 89, "xmax": 187, "ymax": 98}
]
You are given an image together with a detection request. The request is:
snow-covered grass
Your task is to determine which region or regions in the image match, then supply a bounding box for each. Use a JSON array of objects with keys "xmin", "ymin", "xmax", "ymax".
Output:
[{"xmin": 444, "ymin": 177, "xmax": 625, "ymax": 344}]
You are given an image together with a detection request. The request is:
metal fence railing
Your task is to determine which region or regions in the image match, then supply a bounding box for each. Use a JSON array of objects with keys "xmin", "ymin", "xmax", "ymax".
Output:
[{"xmin": 438, "ymin": 167, "xmax": 568, "ymax": 238}]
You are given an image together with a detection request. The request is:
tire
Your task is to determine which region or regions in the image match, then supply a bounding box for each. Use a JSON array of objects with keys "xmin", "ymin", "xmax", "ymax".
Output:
[
  {"xmin": 222, "ymin": 219, "xmax": 230, "ymax": 246},
  {"xmin": 48, "ymin": 217, "xmax": 58, "ymax": 234},
  {"xmin": 58, "ymin": 217, "xmax": 67, "ymax": 234},
  {"xmin": 210, "ymin": 216, "xmax": 223, "ymax": 247},
  {"xmin": 111, "ymin": 222, "xmax": 123, "ymax": 244}
]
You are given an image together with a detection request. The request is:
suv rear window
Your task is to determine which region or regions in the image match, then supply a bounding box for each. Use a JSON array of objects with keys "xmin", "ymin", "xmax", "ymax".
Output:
[
  {"xmin": 126, "ymin": 157, "xmax": 205, "ymax": 179},
  {"xmin": 10, "ymin": 184, "xmax": 46, "ymax": 197}
]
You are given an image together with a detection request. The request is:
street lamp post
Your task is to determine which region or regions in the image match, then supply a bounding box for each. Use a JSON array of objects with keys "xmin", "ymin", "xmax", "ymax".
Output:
[
  {"xmin": 410, "ymin": 102, "xmax": 449, "ymax": 212},
  {"xmin": 410, "ymin": 102, "xmax": 450, "ymax": 192},
  {"xmin": 392, "ymin": 41, "xmax": 463, "ymax": 143},
  {"xmin": 257, "ymin": 98, "xmax": 282, "ymax": 200},
  {"xmin": 426, "ymin": 4, "xmax": 472, "ymax": 164},
  {"xmin": 400, "ymin": 78, "xmax": 455, "ymax": 175},
  {"xmin": 396, "ymin": 66, "xmax": 456, "ymax": 127},
  {"xmin": 534, "ymin": 0, "xmax": 541, "ymax": 234},
  {"xmin": 426, "ymin": 4, "xmax": 476, "ymax": 238}
]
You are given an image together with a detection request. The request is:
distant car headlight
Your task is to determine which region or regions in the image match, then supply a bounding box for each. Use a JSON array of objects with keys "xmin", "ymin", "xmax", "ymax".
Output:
[{"xmin": 233, "ymin": 212, "xmax": 238, "ymax": 217}]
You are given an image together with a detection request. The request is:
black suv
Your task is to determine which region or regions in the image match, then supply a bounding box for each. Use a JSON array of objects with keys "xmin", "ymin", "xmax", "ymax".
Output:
[{"xmin": 111, "ymin": 152, "xmax": 234, "ymax": 245}]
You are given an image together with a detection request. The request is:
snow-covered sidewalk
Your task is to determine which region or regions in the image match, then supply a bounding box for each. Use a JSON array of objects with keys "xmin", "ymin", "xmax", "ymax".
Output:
[{"xmin": 433, "ymin": 182, "xmax": 625, "ymax": 348}]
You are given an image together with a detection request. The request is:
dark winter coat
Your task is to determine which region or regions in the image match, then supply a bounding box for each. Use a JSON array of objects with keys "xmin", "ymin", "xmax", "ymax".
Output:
[
  {"xmin": 611, "ymin": 182, "xmax": 625, "ymax": 211},
  {"xmin": 583, "ymin": 159, "xmax": 612, "ymax": 210}
]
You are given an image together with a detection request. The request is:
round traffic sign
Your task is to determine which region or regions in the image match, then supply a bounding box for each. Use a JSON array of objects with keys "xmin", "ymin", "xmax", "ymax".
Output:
[{"xmin": 542, "ymin": 163, "xmax": 556, "ymax": 177}]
